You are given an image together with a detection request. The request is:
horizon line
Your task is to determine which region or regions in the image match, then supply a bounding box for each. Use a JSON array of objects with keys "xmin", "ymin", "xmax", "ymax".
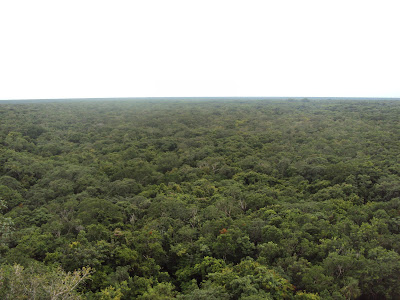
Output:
[{"xmin": 1, "ymin": 96, "xmax": 400, "ymax": 102}]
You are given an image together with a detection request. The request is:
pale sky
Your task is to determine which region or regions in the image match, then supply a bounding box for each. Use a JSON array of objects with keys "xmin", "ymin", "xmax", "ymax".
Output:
[{"xmin": 1, "ymin": 0, "xmax": 399, "ymax": 99}]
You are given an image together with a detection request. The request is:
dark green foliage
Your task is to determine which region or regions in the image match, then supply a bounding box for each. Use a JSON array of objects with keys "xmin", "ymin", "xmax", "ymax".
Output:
[{"xmin": 0, "ymin": 99, "xmax": 399, "ymax": 299}]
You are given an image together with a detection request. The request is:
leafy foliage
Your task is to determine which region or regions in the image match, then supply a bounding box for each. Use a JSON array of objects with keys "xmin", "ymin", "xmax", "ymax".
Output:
[{"xmin": 0, "ymin": 99, "xmax": 399, "ymax": 299}]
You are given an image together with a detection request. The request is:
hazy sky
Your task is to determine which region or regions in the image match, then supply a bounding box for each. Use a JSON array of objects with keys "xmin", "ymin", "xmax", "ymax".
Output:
[{"xmin": 1, "ymin": 0, "xmax": 399, "ymax": 99}]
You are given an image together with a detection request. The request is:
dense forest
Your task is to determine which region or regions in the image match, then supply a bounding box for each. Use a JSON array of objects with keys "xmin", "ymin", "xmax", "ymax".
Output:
[{"xmin": 0, "ymin": 99, "xmax": 399, "ymax": 299}]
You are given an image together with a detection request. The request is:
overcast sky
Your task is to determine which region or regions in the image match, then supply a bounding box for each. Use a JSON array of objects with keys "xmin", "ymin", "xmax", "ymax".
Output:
[{"xmin": 1, "ymin": 0, "xmax": 399, "ymax": 99}]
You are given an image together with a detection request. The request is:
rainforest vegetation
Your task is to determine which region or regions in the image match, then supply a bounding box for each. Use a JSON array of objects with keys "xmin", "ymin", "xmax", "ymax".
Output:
[{"xmin": 0, "ymin": 99, "xmax": 399, "ymax": 299}]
